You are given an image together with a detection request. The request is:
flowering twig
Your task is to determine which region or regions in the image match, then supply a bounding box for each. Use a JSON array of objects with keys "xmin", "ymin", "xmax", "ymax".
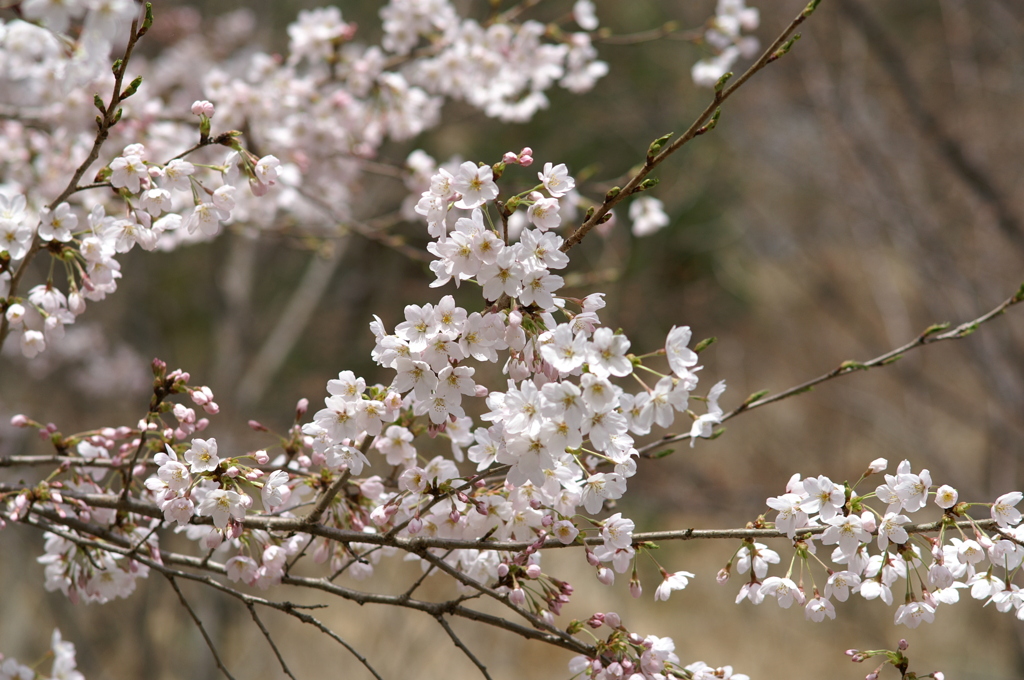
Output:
[
  {"xmin": 638, "ymin": 282, "xmax": 1024, "ymax": 456},
  {"xmin": 561, "ymin": 0, "xmax": 821, "ymax": 252}
]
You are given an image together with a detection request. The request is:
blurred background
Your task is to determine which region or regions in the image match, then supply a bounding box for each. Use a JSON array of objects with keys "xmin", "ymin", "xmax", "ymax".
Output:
[{"xmin": 2, "ymin": 0, "xmax": 1024, "ymax": 678}]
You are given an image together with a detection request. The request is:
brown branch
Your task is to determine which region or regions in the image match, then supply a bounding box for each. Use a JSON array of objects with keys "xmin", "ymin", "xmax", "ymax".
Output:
[
  {"xmin": 166, "ymin": 575, "xmax": 238, "ymax": 680},
  {"xmin": 638, "ymin": 283, "xmax": 1024, "ymax": 456},
  {"xmin": 246, "ymin": 603, "xmax": 297, "ymax": 680},
  {"xmin": 303, "ymin": 470, "xmax": 351, "ymax": 526},
  {"xmin": 560, "ymin": 0, "xmax": 821, "ymax": 253},
  {"xmin": 434, "ymin": 614, "xmax": 494, "ymax": 680}
]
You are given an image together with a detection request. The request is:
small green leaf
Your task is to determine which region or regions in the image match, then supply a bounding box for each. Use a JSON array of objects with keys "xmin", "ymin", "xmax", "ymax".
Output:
[
  {"xmin": 651, "ymin": 449, "xmax": 675, "ymax": 459},
  {"xmin": 714, "ymin": 72, "xmax": 733, "ymax": 93},
  {"xmin": 141, "ymin": 2, "xmax": 155, "ymax": 34},
  {"xmin": 647, "ymin": 131, "xmax": 674, "ymax": 159},
  {"xmin": 605, "ymin": 186, "xmax": 621, "ymax": 201},
  {"xmin": 93, "ymin": 94, "xmax": 105, "ymax": 113},
  {"xmin": 803, "ymin": 0, "xmax": 822, "ymax": 17},
  {"xmin": 839, "ymin": 360, "xmax": 866, "ymax": 371},
  {"xmin": 694, "ymin": 336, "xmax": 716, "ymax": 354},
  {"xmin": 743, "ymin": 389, "xmax": 770, "ymax": 406},
  {"xmin": 881, "ymin": 354, "xmax": 903, "ymax": 366}
]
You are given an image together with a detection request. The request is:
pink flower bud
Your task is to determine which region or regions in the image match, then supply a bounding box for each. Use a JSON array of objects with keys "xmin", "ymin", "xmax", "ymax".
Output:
[
  {"xmin": 526, "ymin": 564, "xmax": 542, "ymax": 579},
  {"xmin": 541, "ymin": 514, "xmax": 554, "ymax": 527},
  {"xmin": 132, "ymin": 464, "xmax": 147, "ymax": 478},
  {"xmin": 596, "ymin": 568, "xmax": 614, "ymax": 586},
  {"xmin": 604, "ymin": 611, "xmax": 621, "ymax": 629},
  {"xmin": 10, "ymin": 414, "xmax": 28, "ymax": 427},
  {"xmin": 407, "ymin": 517, "xmax": 423, "ymax": 534},
  {"xmin": 498, "ymin": 564, "xmax": 510, "ymax": 578},
  {"xmin": 586, "ymin": 613, "xmax": 604, "ymax": 628},
  {"xmin": 898, "ymin": 639, "xmax": 908, "ymax": 651},
  {"xmin": 225, "ymin": 466, "xmax": 240, "ymax": 478},
  {"xmin": 246, "ymin": 470, "xmax": 264, "ymax": 481},
  {"xmin": 717, "ymin": 567, "xmax": 730, "ymax": 584},
  {"xmin": 254, "ymin": 449, "xmax": 270, "ymax": 465},
  {"xmin": 509, "ymin": 587, "xmax": 526, "ymax": 606},
  {"xmin": 629, "ymin": 580, "xmax": 642, "ymax": 598},
  {"xmin": 191, "ymin": 100, "xmax": 215, "ymax": 117},
  {"xmin": 296, "ymin": 398, "xmax": 309, "ymax": 418},
  {"xmin": 503, "ymin": 152, "xmax": 518, "ymax": 164},
  {"xmin": 196, "ymin": 418, "xmax": 210, "ymax": 432},
  {"xmin": 248, "ymin": 420, "xmax": 268, "ymax": 432},
  {"xmin": 297, "ymin": 455, "xmax": 312, "ymax": 468},
  {"xmin": 203, "ymin": 530, "xmax": 224, "ymax": 550},
  {"xmin": 474, "ymin": 384, "xmax": 489, "ymax": 398},
  {"xmin": 586, "ymin": 549, "xmax": 600, "ymax": 567}
]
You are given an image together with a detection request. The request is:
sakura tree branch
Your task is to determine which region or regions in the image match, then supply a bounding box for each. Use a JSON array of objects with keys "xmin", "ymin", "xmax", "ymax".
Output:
[
  {"xmin": 246, "ymin": 603, "xmax": 298, "ymax": 680},
  {"xmin": 303, "ymin": 470, "xmax": 351, "ymax": 526},
  {"xmin": 166, "ymin": 574, "xmax": 239, "ymax": 680},
  {"xmin": 434, "ymin": 614, "xmax": 494, "ymax": 680},
  {"xmin": 638, "ymin": 282, "xmax": 1024, "ymax": 456},
  {"xmin": 0, "ymin": 3, "xmax": 151, "ymax": 347},
  {"xmin": 560, "ymin": 0, "xmax": 821, "ymax": 253}
]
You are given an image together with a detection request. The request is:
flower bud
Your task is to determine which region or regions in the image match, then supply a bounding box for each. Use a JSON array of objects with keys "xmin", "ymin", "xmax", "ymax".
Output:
[
  {"xmin": 717, "ymin": 567, "xmax": 730, "ymax": 584},
  {"xmin": 629, "ymin": 579, "xmax": 642, "ymax": 598},
  {"xmin": 10, "ymin": 414, "xmax": 28, "ymax": 427},
  {"xmin": 498, "ymin": 563, "xmax": 510, "ymax": 578},
  {"xmin": 248, "ymin": 420, "xmax": 268, "ymax": 432},
  {"xmin": 526, "ymin": 564, "xmax": 542, "ymax": 579},
  {"xmin": 596, "ymin": 568, "xmax": 614, "ymax": 586},
  {"xmin": 509, "ymin": 587, "xmax": 526, "ymax": 607},
  {"xmin": 254, "ymin": 449, "xmax": 270, "ymax": 465},
  {"xmin": 407, "ymin": 517, "xmax": 423, "ymax": 534},
  {"xmin": 898, "ymin": 639, "xmax": 909, "ymax": 651},
  {"xmin": 296, "ymin": 398, "xmax": 309, "ymax": 418}
]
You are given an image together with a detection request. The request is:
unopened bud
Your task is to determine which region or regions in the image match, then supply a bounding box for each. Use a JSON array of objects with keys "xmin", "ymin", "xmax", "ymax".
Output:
[
  {"xmin": 629, "ymin": 579, "xmax": 642, "ymax": 598},
  {"xmin": 596, "ymin": 568, "xmax": 614, "ymax": 586},
  {"xmin": 254, "ymin": 449, "xmax": 270, "ymax": 465},
  {"xmin": 717, "ymin": 567, "xmax": 730, "ymax": 584},
  {"xmin": 10, "ymin": 414, "xmax": 28, "ymax": 427},
  {"xmin": 296, "ymin": 398, "xmax": 309, "ymax": 418},
  {"xmin": 526, "ymin": 564, "xmax": 542, "ymax": 579},
  {"xmin": 604, "ymin": 611, "xmax": 621, "ymax": 629},
  {"xmin": 248, "ymin": 420, "xmax": 268, "ymax": 432},
  {"xmin": 509, "ymin": 587, "xmax": 526, "ymax": 606},
  {"xmin": 498, "ymin": 563, "xmax": 510, "ymax": 578},
  {"xmin": 898, "ymin": 639, "xmax": 909, "ymax": 650}
]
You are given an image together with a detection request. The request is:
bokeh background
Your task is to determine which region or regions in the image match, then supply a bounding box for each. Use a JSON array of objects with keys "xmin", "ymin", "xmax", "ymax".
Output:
[{"xmin": 2, "ymin": 0, "xmax": 1024, "ymax": 678}]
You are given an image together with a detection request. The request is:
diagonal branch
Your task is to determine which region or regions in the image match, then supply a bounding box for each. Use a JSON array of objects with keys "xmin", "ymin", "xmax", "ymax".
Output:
[
  {"xmin": 638, "ymin": 283, "xmax": 1024, "ymax": 456},
  {"xmin": 434, "ymin": 614, "xmax": 494, "ymax": 680},
  {"xmin": 561, "ymin": 0, "xmax": 821, "ymax": 253},
  {"xmin": 166, "ymin": 575, "xmax": 238, "ymax": 680},
  {"xmin": 246, "ymin": 603, "xmax": 297, "ymax": 680}
]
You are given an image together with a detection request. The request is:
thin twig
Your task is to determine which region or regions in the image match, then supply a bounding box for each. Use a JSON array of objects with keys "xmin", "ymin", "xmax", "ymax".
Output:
[
  {"xmin": 560, "ymin": 0, "xmax": 820, "ymax": 253},
  {"xmin": 637, "ymin": 284, "xmax": 1024, "ymax": 456},
  {"xmin": 246, "ymin": 603, "xmax": 298, "ymax": 680},
  {"xmin": 303, "ymin": 470, "xmax": 351, "ymax": 526},
  {"xmin": 166, "ymin": 575, "xmax": 238, "ymax": 680},
  {"xmin": 434, "ymin": 614, "xmax": 494, "ymax": 680}
]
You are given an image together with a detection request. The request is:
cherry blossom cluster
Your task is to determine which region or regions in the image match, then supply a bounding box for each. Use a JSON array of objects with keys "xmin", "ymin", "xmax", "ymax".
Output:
[
  {"xmin": 0, "ymin": 0, "xmax": 614, "ymax": 363},
  {"xmin": 734, "ymin": 458, "xmax": 1024, "ymax": 629},
  {"xmin": 691, "ymin": 0, "xmax": 762, "ymax": 87},
  {"xmin": 4, "ymin": 155, "xmax": 730, "ymax": 675},
  {"xmin": 567, "ymin": 614, "xmax": 749, "ymax": 680},
  {"xmin": 0, "ymin": 629, "xmax": 83, "ymax": 680}
]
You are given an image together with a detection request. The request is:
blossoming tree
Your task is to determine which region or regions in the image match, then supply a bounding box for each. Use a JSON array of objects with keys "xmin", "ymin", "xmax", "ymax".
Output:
[{"xmin": 1, "ymin": 1, "xmax": 1023, "ymax": 679}]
